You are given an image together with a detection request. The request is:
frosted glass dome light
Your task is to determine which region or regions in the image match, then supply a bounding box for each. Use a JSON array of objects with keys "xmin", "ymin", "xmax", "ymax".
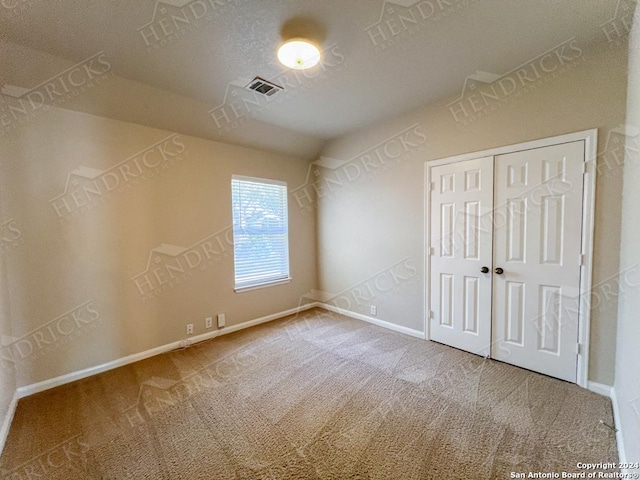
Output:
[{"xmin": 277, "ymin": 39, "xmax": 321, "ymax": 70}]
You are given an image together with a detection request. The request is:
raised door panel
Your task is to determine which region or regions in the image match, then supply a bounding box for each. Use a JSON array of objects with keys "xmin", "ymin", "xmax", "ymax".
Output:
[
  {"xmin": 491, "ymin": 141, "xmax": 584, "ymax": 382},
  {"xmin": 429, "ymin": 157, "xmax": 494, "ymax": 357}
]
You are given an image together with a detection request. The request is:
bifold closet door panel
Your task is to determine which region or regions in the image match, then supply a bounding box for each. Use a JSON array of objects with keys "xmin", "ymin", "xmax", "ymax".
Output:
[
  {"xmin": 491, "ymin": 141, "xmax": 584, "ymax": 383},
  {"xmin": 429, "ymin": 156, "xmax": 494, "ymax": 358}
]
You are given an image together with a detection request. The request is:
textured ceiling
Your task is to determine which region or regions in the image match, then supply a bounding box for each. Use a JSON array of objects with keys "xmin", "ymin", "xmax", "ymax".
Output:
[{"xmin": 0, "ymin": 0, "xmax": 626, "ymax": 157}]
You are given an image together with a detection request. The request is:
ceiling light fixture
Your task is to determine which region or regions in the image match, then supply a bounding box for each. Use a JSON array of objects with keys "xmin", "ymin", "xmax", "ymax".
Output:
[{"xmin": 277, "ymin": 38, "xmax": 321, "ymax": 70}]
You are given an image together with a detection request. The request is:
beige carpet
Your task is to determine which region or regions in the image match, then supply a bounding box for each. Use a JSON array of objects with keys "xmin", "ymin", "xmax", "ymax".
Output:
[{"xmin": 0, "ymin": 308, "xmax": 618, "ymax": 479}]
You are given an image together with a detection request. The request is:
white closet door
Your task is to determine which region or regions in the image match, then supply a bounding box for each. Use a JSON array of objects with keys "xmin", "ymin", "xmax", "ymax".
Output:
[
  {"xmin": 429, "ymin": 157, "xmax": 494, "ymax": 357},
  {"xmin": 491, "ymin": 141, "xmax": 585, "ymax": 382}
]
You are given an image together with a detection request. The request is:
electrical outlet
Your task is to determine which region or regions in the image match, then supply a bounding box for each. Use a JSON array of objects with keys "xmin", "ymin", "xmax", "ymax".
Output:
[
  {"xmin": 217, "ymin": 313, "xmax": 226, "ymax": 328},
  {"xmin": 370, "ymin": 305, "xmax": 377, "ymax": 316},
  {"xmin": 205, "ymin": 317, "xmax": 213, "ymax": 329},
  {"xmin": 186, "ymin": 324, "xmax": 194, "ymax": 335}
]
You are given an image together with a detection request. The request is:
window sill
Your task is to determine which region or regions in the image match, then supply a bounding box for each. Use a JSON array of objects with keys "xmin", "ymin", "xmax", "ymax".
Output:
[{"xmin": 234, "ymin": 277, "xmax": 292, "ymax": 293}]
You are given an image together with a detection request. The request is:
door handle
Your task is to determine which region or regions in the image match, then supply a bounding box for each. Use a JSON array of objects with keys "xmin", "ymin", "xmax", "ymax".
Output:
[
  {"xmin": 495, "ymin": 267, "xmax": 504, "ymax": 275},
  {"xmin": 480, "ymin": 266, "xmax": 489, "ymax": 273}
]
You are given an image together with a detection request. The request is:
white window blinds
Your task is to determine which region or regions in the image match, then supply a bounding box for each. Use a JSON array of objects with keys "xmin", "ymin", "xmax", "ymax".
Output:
[{"xmin": 231, "ymin": 176, "xmax": 290, "ymax": 291}]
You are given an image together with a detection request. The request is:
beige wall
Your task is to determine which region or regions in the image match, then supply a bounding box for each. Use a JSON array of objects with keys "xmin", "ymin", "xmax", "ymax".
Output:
[
  {"xmin": 316, "ymin": 42, "xmax": 628, "ymax": 385},
  {"xmin": 615, "ymin": 3, "xmax": 640, "ymax": 466},
  {"xmin": 0, "ymin": 106, "xmax": 317, "ymax": 386},
  {"xmin": 0, "ymin": 195, "xmax": 17, "ymax": 449}
]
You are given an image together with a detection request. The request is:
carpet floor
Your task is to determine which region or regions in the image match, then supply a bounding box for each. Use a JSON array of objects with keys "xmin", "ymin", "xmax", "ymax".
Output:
[{"xmin": 0, "ymin": 308, "xmax": 618, "ymax": 479}]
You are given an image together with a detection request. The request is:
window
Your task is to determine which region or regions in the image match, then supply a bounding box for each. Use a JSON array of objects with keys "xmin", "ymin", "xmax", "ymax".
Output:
[{"xmin": 231, "ymin": 176, "xmax": 290, "ymax": 291}]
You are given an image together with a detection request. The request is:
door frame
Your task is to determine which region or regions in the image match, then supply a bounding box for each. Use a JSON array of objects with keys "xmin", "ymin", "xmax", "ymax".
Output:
[{"xmin": 424, "ymin": 129, "xmax": 598, "ymax": 388}]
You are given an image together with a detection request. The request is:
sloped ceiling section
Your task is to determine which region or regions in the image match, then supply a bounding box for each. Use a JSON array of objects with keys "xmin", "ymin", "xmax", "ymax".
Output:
[{"xmin": 0, "ymin": 0, "xmax": 625, "ymax": 157}]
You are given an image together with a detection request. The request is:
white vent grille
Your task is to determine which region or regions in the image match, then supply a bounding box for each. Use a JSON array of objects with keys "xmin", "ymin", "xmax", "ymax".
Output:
[{"xmin": 245, "ymin": 77, "xmax": 283, "ymax": 97}]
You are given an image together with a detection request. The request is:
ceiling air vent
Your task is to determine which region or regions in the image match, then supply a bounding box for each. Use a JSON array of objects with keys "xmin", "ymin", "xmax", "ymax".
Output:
[{"xmin": 245, "ymin": 77, "xmax": 283, "ymax": 97}]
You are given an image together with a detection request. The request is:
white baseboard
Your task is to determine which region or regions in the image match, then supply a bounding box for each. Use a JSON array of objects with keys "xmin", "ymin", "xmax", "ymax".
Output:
[
  {"xmin": 587, "ymin": 382, "xmax": 630, "ymax": 470},
  {"xmin": 12, "ymin": 303, "xmax": 422, "ymax": 401},
  {"xmin": 318, "ymin": 303, "xmax": 425, "ymax": 339},
  {"xmin": 610, "ymin": 387, "xmax": 629, "ymax": 468},
  {"xmin": 16, "ymin": 303, "xmax": 318, "ymax": 399},
  {"xmin": 7, "ymin": 304, "xmax": 630, "ymax": 469},
  {"xmin": 221, "ymin": 302, "xmax": 319, "ymax": 335},
  {"xmin": 587, "ymin": 381, "xmax": 613, "ymax": 398},
  {"xmin": 0, "ymin": 390, "xmax": 19, "ymax": 456}
]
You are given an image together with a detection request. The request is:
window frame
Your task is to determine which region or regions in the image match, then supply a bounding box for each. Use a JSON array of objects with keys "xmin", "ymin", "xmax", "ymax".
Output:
[{"xmin": 231, "ymin": 175, "xmax": 291, "ymax": 293}]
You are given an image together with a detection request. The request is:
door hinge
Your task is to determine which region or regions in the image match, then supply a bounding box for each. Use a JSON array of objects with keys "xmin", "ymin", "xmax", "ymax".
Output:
[
  {"xmin": 430, "ymin": 181, "xmax": 436, "ymax": 191},
  {"xmin": 579, "ymin": 254, "xmax": 586, "ymax": 266},
  {"xmin": 582, "ymin": 162, "xmax": 587, "ymax": 175},
  {"xmin": 576, "ymin": 343, "xmax": 582, "ymax": 355},
  {"xmin": 429, "ymin": 247, "xmax": 435, "ymax": 256},
  {"xmin": 429, "ymin": 310, "xmax": 434, "ymax": 320}
]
